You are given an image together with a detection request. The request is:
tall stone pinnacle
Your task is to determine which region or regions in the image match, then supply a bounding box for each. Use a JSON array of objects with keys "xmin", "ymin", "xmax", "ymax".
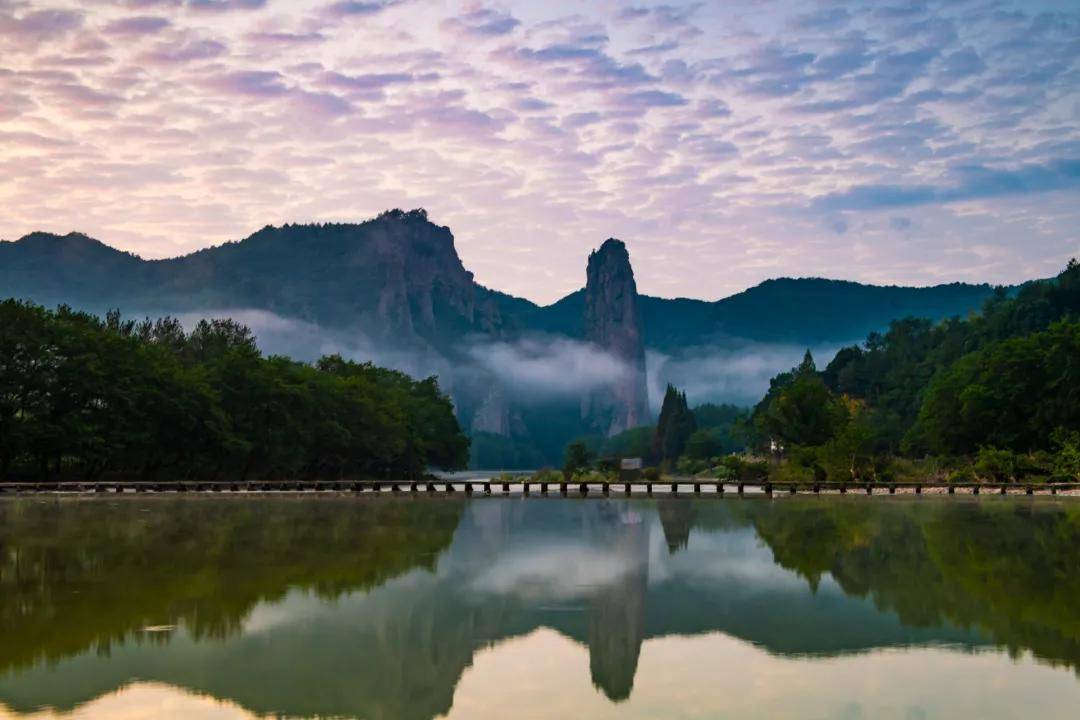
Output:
[{"xmin": 581, "ymin": 239, "xmax": 650, "ymax": 437}]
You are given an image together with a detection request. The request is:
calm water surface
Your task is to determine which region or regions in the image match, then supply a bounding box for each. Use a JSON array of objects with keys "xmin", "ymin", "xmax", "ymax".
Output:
[{"xmin": 1, "ymin": 495, "xmax": 1078, "ymax": 719}]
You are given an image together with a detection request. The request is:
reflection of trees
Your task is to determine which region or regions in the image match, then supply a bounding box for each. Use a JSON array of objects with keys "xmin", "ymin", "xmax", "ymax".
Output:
[
  {"xmin": 2, "ymin": 497, "xmax": 1079, "ymax": 720},
  {"xmin": 747, "ymin": 498, "xmax": 1080, "ymax": 674},
  {"xmin": 657, "ymin": 500, "xmax": 697, "ymax": 554},
  {"xmin": 0, "ymin": 497, "xmax": 464, "ymax": 675}
]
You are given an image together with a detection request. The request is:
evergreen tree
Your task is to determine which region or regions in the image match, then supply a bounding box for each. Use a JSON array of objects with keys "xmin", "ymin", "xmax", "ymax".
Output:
[
  {"xmin": 652, "ymin": 384, "xmax": 697, "ymax": 466},
  {"xmin": 562, "ymin": 440, "xmax": 593, "ymax": 479}
]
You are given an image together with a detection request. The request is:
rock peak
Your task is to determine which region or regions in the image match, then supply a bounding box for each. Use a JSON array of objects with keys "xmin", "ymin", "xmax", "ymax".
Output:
[
  {"xmin": 581, "ymin": 238, "xmax": 650, "ymax": 436},
  {"xmin": 590, "ymin": 238, "xmax": 629, "ymax": 264}
]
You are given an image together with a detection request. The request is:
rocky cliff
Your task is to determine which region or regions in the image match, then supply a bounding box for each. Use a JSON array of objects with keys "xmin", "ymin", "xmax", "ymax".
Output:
[{"xmin": 580, "ymin": 239, "xmax": 651, "ymax": 436}]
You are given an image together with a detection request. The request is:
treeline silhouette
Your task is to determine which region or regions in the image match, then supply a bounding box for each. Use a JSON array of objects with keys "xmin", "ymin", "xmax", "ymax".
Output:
[{"xmin": 0, "ymin": 301, "xmax": 469, "ymax": 482}]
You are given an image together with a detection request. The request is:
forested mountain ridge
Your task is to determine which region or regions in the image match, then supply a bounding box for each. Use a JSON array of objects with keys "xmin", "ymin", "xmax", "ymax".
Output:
[
  {"xmin": 0, "ymin": 210, "xmax": 521, "ymax": 353},
  {"xmin": 747, "ymin": 259, "xmax": 1080, "ymax": 483},
  {"xmin": 1, "ymin": 209, "xmax": 1000, "ymax": 352},
  {"xmin": 1, "ymin": 209, "xmax": 1015, "ymax": 468}
]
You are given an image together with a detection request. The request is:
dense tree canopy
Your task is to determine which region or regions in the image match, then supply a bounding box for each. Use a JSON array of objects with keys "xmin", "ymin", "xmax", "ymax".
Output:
[
  {"xmin": 908, "ymin": 321, "xmax": 1080, "ymax": 455},
  {"xmin": 745, "ymin": 260, "xmax": 1080, "ymax": 482},
  {"xmin": 0, "ymin": 301, "xmax": 469, "ymax": 481}
]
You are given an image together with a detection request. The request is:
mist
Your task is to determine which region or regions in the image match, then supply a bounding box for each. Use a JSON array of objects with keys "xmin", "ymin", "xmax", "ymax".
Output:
[
  {"xmin": 647, "ymin": 341, "xmax": 847, "ymax": 411},
  {"xmin": 161, "ymin": 307, "xmax": 845, "ymax": 418},
  {"xmin": 170, "ymin": 308, "xmax": 453, "ymax": 381},
  {"xmin": 464, "ymin": 335, "xmax": 633, "ymax": 400}
]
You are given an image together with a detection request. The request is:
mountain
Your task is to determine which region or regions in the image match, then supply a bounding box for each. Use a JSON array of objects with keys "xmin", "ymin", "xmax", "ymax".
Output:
[
  {"xmin": 0, "ymin": 210, "xmax": 999, "ymax": 353},
  {"xmin": 0, "ymin": 210, "xmax": 524, "ymax": 353},
  {"xmin": 0, "ymin": 209, "xmax": 1005, "ymax": 465},
  {"xmin": 580, "ymin": 239, "xmax": 650, "ymax": 436}
]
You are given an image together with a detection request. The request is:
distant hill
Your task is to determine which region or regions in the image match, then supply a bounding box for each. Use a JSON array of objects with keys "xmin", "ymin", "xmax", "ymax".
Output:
[
  {"xmin": 1, "ymin": 209, "xmax": 1008, "ymax": 467},
  {"xmin": 1, "ymin": 210, "xmax": 521, "ymax": 352},
  {"xmin": 520, "ymin": 280, "xmax": 996, "ymax": 350},
  {"xmin": 1, "ymin": 211, "xmax": 999, "ymax": 352}
]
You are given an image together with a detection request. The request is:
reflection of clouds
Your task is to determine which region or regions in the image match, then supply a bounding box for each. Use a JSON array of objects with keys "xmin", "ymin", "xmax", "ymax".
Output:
[
  {"xmin": 470, "ymin": 543, "xmax": 640, "ymax": 602},
  {"xmin": 445, "ymin": 629, "xmax": 1080, "ymax": 720},
  {"xmin": 0, "ymin": 681, "xmax": 257, "ymax": 720},
  {"xmin": 646, "ymin": 523, "xmax": 820, "ymax": 594},
  {"xmin": 240, "ymin": 589, "xmax": 334, "ymax": 636}
]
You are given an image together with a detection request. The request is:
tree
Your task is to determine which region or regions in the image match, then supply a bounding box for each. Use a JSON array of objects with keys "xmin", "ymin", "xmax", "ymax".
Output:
[
  {"xmin": 563, "ymin": 440, "xmax": 592, "ymax": 479},
  {"xmin": 908, "ymin": 321, "xmax": 1080, "ymax": 455},
  {"xmin": 0, "ymin": 302, "xmax": 470, "ymax": 482},
  {"xmin": 652, "ymin": 384, "xmax": 697, "ymax": 466},
  {"xmin": 684, "ymin": 429, "xmax": 722, "ymax": 461},
  {"xmin": 755, "ymin": 351, "xmax": 844, "ymax": 448}
]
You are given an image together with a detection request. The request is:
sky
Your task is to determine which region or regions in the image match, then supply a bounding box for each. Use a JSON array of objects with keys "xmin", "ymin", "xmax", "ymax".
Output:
[{"xmin": 0, "ymin": 0, "xmax": 1078, "ymax": 304}]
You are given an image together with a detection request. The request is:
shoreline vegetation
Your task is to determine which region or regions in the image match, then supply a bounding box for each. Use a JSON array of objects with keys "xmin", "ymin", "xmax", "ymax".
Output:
[
  {"xmin": 551, "ymin": 259, "xmax": 1080, "ymax": 489},
  {"xmin": 0, "ymin": 302, "xmax": 469, "ymax": 483}
]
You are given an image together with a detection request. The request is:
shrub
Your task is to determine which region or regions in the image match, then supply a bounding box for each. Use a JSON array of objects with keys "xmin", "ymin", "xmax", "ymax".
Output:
[
  {"xmin": 947, "ymin": 467, "xmax": 976, "ymax": 484},
  {"xmin": 1053, "ymin": 430, "xmax": 1080, "ymax": 479},
  {"xmin": 531, "ymin": 468, "xmax": 562, "ymax": 484}
]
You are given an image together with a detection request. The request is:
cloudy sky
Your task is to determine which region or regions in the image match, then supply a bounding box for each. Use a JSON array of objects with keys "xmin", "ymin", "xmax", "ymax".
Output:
[{"xmin": 1, "ymin": 0, "xmax": 1078, "ymax": 303}]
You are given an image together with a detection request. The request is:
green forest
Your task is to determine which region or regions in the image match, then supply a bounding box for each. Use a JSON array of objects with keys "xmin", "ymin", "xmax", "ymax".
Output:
[
  {"xmin": 747, "ymin": 259, "xmax": 1080, "ymax": 483},
  {"xmin": 0, "ymin": 301, "xmax": 469, "ymax": 482}
]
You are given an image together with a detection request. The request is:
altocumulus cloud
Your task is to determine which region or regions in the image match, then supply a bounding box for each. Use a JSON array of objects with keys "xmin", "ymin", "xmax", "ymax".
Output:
[
  {"xmin": 1, "ymin": 0, "xmax": 1078, "ymax": 302},
  {"xmin": 813, "ymin": 159, "xmax": 1080, "ymax": 212}
]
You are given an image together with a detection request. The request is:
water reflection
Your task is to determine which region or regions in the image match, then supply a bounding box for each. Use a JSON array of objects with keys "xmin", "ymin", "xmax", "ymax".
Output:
[{"xmin": 0, "ymin": 496, "xmax": 1078, "ymax": 719}]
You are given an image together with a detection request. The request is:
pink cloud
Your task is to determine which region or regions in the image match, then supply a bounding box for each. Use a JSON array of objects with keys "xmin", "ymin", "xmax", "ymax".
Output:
[{"xmin": 103, "ymin": 16, "xmax": 171, "ymax": 36}]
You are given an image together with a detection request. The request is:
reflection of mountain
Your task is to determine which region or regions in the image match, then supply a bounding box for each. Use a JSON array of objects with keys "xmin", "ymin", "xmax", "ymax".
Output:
[{"xmin": 1, "ymin": 497, "xmax": 1079, "ymax": 719}]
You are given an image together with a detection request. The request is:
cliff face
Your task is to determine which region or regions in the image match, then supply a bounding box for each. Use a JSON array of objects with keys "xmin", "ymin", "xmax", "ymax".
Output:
[{"xmin": 581, "ymin": 239, "xmax": 651, "ymax": 436}]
